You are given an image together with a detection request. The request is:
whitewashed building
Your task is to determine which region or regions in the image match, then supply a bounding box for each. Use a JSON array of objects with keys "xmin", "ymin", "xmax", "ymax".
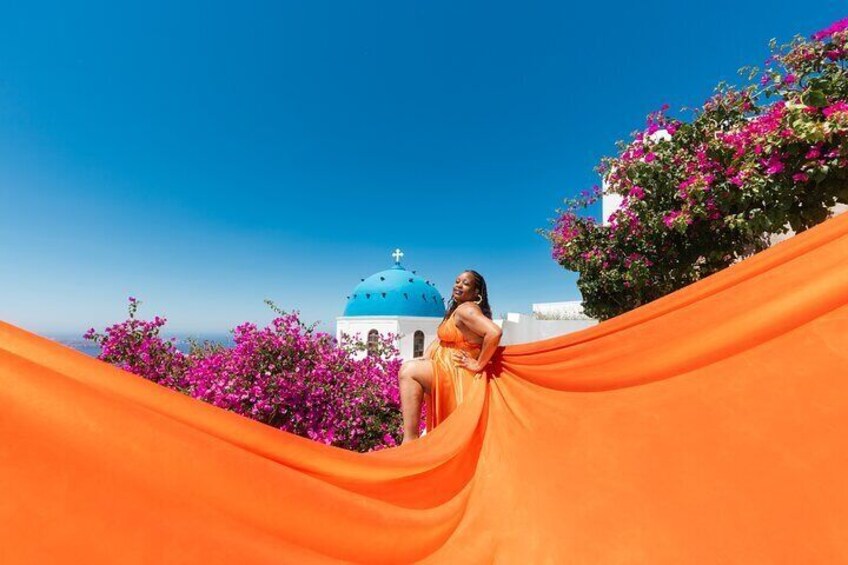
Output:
[
  {"xmin": 336, "ymin": 250, "xmax": 599, "ymax": 360},
  {"xmin": 336, "ymin": 249, "xmax": 446, "ymax": 361},
  {"xmin": 497, "ymin": 301, "xmax": 597, "ymax": 345}
]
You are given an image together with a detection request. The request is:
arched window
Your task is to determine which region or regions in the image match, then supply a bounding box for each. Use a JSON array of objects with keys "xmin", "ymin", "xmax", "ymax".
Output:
[
  {"xmin": 367, "ymin": 329, "xmax": 380, "ymax": 355},
  {"xmin": 413, "ymin": 330, "xmax": 425, "ymax": 358}
]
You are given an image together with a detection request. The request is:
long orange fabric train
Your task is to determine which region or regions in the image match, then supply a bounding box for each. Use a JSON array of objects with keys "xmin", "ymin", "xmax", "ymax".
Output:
[{"xmin": 2, "ymin": 211, "xmax": 848, "ymax": 563}]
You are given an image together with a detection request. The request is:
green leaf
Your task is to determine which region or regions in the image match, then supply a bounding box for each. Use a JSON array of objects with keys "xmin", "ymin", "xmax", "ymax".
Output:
[{"xmin": 802, "ymin": 89, "xmax": 827, "ymax": 108}]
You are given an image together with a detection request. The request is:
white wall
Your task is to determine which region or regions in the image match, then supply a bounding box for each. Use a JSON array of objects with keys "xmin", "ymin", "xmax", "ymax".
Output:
[
  {"xmin": 531, "ymin": 300, "xmax": 591, "ymax": 320},
  {"xmin": 602, "ymin": 192, "xmax": 624, "ymax": 226},
  {"xmin": 337, "ymin": 310, "xmax": 601, "ymax": 357},
  {"xmin": 498, "ymin": 313, "xmax": 597, "ymax": 346},
  {"xmin": 396, "ymin": 317, "xmax": 442, "ymax": 359},
  {"xmin": 335, "ymin": 316, "xmax": 442, "ymax": 361}
]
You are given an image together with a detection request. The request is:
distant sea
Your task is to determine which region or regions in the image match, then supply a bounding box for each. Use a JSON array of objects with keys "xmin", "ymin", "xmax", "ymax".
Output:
[{"xmin": 47, "ymin": 333, "xmax": 236, "ymax": 358}]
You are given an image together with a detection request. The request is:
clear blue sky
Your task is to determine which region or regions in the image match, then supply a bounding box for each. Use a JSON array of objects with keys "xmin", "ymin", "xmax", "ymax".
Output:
[{"xmin": 1, "ymin": 1, "xmax": 844, "ymax": 335}]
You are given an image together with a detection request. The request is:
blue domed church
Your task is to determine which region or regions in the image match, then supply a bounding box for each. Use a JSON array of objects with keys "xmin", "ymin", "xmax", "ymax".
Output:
[{"xmin": 336, "ymin": 248, "xmax": 446, "ymax": 361}]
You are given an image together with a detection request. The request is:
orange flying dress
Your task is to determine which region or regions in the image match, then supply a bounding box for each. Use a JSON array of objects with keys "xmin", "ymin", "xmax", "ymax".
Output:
[
  {"xmin": 424, "ymin": 308, "xmax": 485, "ymax": 434},
  {"xmin": 2, "ymin": 210, "xmax": 848, "ymax": 563}
]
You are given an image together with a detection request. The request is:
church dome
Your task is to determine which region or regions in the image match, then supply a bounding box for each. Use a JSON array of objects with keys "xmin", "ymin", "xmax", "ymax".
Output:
[{"xmin": 344, "ymin": 249, "xmax": 446, "ymax": 317}]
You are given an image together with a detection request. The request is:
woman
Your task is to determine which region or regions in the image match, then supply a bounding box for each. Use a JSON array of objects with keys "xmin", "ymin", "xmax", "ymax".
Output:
[{"xmin": 398, "ymin": 269, "xmax": 503, "ymax": 444}]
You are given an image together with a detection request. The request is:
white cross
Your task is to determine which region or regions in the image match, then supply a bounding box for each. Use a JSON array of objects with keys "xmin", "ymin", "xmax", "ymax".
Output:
[{"xmin": 392, "ymin": 248, "xmax": 404, "ymax": 264}]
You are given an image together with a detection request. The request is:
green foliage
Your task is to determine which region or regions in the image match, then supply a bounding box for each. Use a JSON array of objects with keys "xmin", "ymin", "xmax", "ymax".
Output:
[{"xmin": 540, "ymin": 21, "xmax": 848, "ymax": 320}]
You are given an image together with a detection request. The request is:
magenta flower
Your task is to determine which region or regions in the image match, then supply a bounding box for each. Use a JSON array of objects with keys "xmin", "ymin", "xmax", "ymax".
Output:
[
  {"xmin": 545, "ymin": 20, "xmax": 848, "ymax": 324},
  {"xmin": 762, "ymin": 154, "xmax": 785, "ymax": 175},
  {"xmin": 823, "ymin": 101, "xmax": 848, "ymax": 118},
  {"xmin": 662, "ymin": 210, "xmax": 683, "ymax": 228},
  {"xmin": 811, "ymin": 17, "xmax": 848, "ymax": 41},
  {"xmin": 84, "ymin": 298, "xmax": 408, "ymax": 452}
]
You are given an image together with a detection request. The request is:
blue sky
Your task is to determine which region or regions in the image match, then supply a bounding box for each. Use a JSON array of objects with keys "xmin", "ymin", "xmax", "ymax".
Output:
[{"xmin": 1, "ymin": 1, "xmax": 844, "ymax": 335}]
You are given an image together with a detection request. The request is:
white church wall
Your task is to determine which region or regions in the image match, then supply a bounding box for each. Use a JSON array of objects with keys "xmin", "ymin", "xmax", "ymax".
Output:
[
  {"xmin": 396, "ymin": 317, "xmax": 442, "ymax": 360},
  {"xmin": 335, "ymin": 317, "xmax": 397, "ymax": 360},
  {"xmin": 335, "ymin": 316, "xmax": 443, "ymax": 361},
  {"xmin": 337, "ymin": 311, "xmax": 599, "ymax": 358}
]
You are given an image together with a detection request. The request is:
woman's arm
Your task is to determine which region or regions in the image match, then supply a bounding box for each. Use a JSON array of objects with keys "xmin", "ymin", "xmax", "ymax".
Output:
[{"xmin": 452, "ymin": 304, "xmax": 503, "ymax": 373}]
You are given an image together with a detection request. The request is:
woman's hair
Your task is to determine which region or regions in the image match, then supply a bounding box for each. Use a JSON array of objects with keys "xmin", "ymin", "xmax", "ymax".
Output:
[{"xmin": 441, "ymin": 269, "xmax": 492, "ymax": 323}]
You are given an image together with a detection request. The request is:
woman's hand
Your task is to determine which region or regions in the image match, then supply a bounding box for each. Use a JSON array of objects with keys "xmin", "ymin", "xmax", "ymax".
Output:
[{"xmin": 451, "ymin": 350, "xmax": 485, "ymax": 378}]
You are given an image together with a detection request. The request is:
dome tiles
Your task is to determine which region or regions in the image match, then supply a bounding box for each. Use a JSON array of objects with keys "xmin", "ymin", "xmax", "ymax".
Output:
[{"xmin": 343, "ymin": 248, "xmax": 445, "ymax": 317}]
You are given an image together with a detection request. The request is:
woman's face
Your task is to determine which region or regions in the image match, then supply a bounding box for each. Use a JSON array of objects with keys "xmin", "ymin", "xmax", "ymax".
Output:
[{"xmin": 452, "ymin": 272, "xmax": 478, "ymax": 303}]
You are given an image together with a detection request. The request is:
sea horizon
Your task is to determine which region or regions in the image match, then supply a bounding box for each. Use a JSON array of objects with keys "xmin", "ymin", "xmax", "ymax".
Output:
[{"xmin": 45, "ymin": 332, "xmax": 237, "ymax": 358}]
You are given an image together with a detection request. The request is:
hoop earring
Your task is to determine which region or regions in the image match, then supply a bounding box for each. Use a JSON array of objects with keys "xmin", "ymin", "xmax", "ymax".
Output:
[{"xmin": 474, "ymin": 294, "xmax": 483, "ymax": 305}]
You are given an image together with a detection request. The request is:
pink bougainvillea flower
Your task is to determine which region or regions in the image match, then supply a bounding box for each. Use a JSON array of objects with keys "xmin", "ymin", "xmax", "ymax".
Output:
[
  {"xmin": 85, "ymin": 299, "xmax": 408, "ymax": 452},
  {"xmin": 544, "ymin": 20, "xmax": 848, "ymax": 323},
  {"xmin": 662, "ymin": 210, "xmax": 682, "ymax": 228},
  {"xmin": 823, "ymin": 101, "xmax": 848, "ymax": 118},
  {"xmin": 811, "ymin": 17, "xmax": 848, "ymax": 41},
  {"xmin": 762, "ymin": 154, "xmax": 785, "ymax": 175}
]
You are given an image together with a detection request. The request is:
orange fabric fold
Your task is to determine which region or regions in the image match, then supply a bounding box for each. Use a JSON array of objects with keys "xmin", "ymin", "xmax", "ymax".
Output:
[{"xmin": 3, "ymin": 211, "xmax": 848, "ymax": 563}]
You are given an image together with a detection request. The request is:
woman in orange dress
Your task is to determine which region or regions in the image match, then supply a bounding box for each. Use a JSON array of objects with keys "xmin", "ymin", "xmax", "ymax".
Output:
[{"xmin": 398, "ymin": 269, "xmax": 504, "ymax": 444}]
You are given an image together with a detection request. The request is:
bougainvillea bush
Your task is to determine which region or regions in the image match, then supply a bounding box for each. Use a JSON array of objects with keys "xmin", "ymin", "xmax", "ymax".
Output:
[
  {"xmin": 85, "ymin": 298, "xmax": 419, "ymax": 452},
  {"xmin": 541, "ymin": 17, "xmax": 848, "ymax": 320}
]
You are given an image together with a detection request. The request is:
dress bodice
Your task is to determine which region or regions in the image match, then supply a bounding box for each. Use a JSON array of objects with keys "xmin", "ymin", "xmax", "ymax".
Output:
[{"xmin": 437, "ymin": 310, "xmax": 482, "ymax": 352}]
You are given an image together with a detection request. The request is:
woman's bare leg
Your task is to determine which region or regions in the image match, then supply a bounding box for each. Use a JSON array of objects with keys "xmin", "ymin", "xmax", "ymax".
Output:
[{"xmin": 398, "ymin": 359, "xmax": 434, "ymax": 444}]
